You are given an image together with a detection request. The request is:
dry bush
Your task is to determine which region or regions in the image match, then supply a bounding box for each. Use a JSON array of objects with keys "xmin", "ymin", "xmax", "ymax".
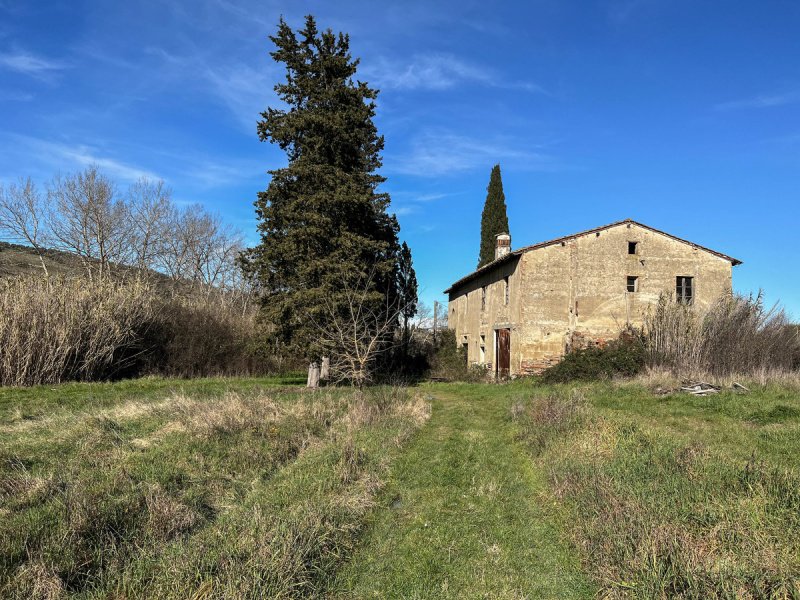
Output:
[
  {"xmin": 644, "ymin": 292, "xmax": 799, "ymax": 378},
  {"xmin": 142, "ymin": 292, "xmax": 271, "ymax": 378},
  {"xmin": 0, "ymin": 275, "xmax": 155, "ymax": 386},
  {"xmin": 0, "ymin": 274, "xmax": 275, "ymax": 386}
]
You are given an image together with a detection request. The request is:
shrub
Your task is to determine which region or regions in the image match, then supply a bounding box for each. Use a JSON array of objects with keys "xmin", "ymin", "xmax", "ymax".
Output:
[
  {"xmin": 140, "ymin": 293, "xmax": 272, "ymax": 378},
  {"xmin": 428, "ymin": 329, "xmax": 487, "ymax": 382},
  {"xmin": 541, "ymin": 337, "xmax": 645, "ymax": 383}
]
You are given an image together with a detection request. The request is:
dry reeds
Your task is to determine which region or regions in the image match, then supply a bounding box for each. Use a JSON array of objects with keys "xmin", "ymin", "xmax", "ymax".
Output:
[
  {"xmin": 644, "ymin": 292, "xmax": 799, "ymax": 378},
  {"xmin": 0, "ymin": 275, "xmax": 155, "ymax": 386},
  {"xmin": 0, "ymin": 275, "xmax": 271, "ymax": 387}
]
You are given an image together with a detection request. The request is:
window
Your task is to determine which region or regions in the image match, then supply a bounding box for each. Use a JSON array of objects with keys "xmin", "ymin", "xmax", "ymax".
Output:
[
  {"xmin": 626, "ymin": 276, "xmax": 639, "ymax": 293},
  {"xmin": 628, "ymin": 241, "xmax": 638, "ymax": 255},
  {"xmin": 676, "ymin": 276, "xmax": 693, "ymax": 304},
  {"xmin": 504, "ymin": 276, "xmax": 509, "ymax": 305},
  {"xmin": 479, "ymin": 334, "xmax": 486, "ymax": 363},
  {"xmin": 481, "ymin": 285, "xmax": 486, "ymax": 311}
]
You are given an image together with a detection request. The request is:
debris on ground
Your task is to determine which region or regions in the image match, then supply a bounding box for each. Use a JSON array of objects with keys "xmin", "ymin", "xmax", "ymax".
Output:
[
  {"xmin": 681, "ymin": 382, "xmax": 722, "ymax": 396},
  {"xmin": 654, "ymin": 381, "xmax": 752, "ymax": 397}
]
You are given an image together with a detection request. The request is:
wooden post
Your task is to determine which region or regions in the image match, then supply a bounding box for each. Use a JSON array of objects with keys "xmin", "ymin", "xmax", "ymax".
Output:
[
  {"xmin": 307, "ymin": 361, "xmax": 320, "ymax": 389},
  {"xmin": 320, "ymin": 356, "xmax": 330, "ymax": 382}
]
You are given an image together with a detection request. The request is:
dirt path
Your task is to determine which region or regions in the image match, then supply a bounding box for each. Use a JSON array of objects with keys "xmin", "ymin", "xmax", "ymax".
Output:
[{"xmin": 332, "ymin": 383, "xmax": 593, "ymax": 599}]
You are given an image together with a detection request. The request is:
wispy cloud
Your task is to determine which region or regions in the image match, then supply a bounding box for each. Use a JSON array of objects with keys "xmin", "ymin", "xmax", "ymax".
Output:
[
  {"xmin": 0, "ymin": 49, "xmax": 68, "ymax": 80},
  {"xmin": 145, "ymin": 45, "xmax": 278, "ymax": 131},
  {"xmin": 0, "ymin": 89, "xmax": 33, "ymax": 101},
  {"xmin": 607, "ymin": 0, "xmax": 660, "ymax": 24},
  {"xmin": 715, "ymin": 90, "xmax": 800, "ymax": 111},
  {"xmin": 388, "ymin": 131, "xmax": 556, "ymax": 177},
  {"xmin": 364, "ymin": 53, "xmax": 544, "ymax": 93},
  {"xmin": 393, "ymin": 205, "xmax": 418, "ymax": 217},
  {"xmin": 4, "ymin": 135, "xmax": 160, "ymax": 182},
  {"xmin": 202, "ymin": 62, "xmax": 278, "ymax": 130}
]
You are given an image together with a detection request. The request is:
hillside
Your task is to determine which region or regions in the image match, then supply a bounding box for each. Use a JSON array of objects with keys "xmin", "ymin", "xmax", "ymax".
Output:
[{"xmin": 0, "ymin": 242, "xmax": 87, "ymax": 278}]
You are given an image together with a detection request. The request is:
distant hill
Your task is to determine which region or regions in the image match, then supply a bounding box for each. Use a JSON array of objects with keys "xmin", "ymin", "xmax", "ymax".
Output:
[
  {"xmin": 0, "ymin": 242, "xmax": 175, "ymax": 288},
  {"xmin": 0, "ymin": 241, "xmax": 87, "ymax": 278}
]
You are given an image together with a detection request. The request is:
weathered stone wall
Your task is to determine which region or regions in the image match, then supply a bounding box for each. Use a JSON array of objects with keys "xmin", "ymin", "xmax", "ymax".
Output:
[
  {"xmin": 448, "ymin": 222, "xmax": 735, "ymax": 376},
  {"xmin": 447, "ymin": 256, "xmax": 519, "ymax": 372},
  {"xmin": 518, "ymin": 222, "xmax": 733, "ymax": 373}
]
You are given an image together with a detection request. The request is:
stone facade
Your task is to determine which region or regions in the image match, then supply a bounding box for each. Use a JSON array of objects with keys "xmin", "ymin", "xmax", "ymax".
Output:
[{"xmin": 445, "ymin": 220, "xmax": 740, "ymax": 377}]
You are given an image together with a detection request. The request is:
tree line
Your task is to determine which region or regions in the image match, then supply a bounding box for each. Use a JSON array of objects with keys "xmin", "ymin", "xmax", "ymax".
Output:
[{"xmin": 0, "ymin": 167, "xmax": 244, "ymax": 293}]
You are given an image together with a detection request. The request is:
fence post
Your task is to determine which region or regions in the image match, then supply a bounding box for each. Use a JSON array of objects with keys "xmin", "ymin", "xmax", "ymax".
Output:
[
  {"xmin": 320, "ymin": 356, "xmax": 330, "ymax": 382},
  {"xmin": 307, "ymin": 361, "xmax": 320, "ymax": 389}
]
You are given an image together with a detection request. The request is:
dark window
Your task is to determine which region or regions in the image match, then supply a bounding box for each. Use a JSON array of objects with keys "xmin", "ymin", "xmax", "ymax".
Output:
[
  {"xmin": 504, "ymin": 276, "xmax": 509, "ymax": 305},
  {"xmin": 628, "ymin": 241, "xmax": 638, "ymax": 255},
  {"xmin": 481, "ymin": 286, "xmax": 486, "ymax": 311},
  {"xmin": 676, "ymin": 276, "xmax": 694, "ymax": 304},
  {"xmin": 626, "ymin": 276, "xmax": 638, "ymax": 293}
]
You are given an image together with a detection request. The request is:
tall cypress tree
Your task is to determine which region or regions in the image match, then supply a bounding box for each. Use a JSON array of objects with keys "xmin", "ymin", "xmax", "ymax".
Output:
[
  {"xmin": 244, "ymin": 16, "xmax": 407, "ymax": 357},
  {"xmin": 396, "ymin": 241, "xmax": 418, "ymax": 347},
  {"xmin": 477, "ymin": 164, "xmax": 510, "ymax": 268}
]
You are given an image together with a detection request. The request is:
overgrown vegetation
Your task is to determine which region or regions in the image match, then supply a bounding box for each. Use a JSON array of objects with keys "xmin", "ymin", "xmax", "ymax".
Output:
[
  {"xmin": 542, "ymin": 293, "xmax": 799, "ymax": 384},
  {"xmin": 0, "ymin": 276, "xmax": 270, "ymax": 386},
  {"xmin": 0, "ymin": 163, "xmax": 270, "ymax": 386},
  {"xmin": 427, "ymin": 329, "xmax": 487, "ymax": 382},
  {"xmin": 644, "ymin": 292, "xmax": 799, "ymax": 377},
  {"xmin": 0, "ymin": 378, "xmax": 429, "ymax": 598},
  {"xmin": 514, "ymin": 380, "xmax": 800, "ymax": 598},
  {"xmin": 541, "ymin": 337, "xmax": 645, "ymax": 383}
]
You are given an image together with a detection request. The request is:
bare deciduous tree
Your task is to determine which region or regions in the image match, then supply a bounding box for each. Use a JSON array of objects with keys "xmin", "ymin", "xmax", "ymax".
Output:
[
  {"xmin": 48, "ymin": 166, "xmax": 129, "ymax": 280},
  {"xmin": 127, "ymin": 178, "xmax": 173, "ymax": 272},
  {"xmin": 0, "ymin": 178, "xmax": 50, "ymax": 275},
  {"xmin": 313, "ymin": 272, "xmax": 406, "ymax": 388}
]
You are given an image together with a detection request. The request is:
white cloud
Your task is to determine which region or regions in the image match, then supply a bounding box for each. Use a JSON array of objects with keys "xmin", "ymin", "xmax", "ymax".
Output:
[
  {"xmin": 716, "ymin": 90, "xmax": 800, "ymax": 111},
  {"xmin": 388, "ymin": 131, "xmax": 555, "ymax": 177},
  {"xmin": 364, "ymin": 53, "xmax": 544, "ymax": 93},
  {"xmin": 202, "ymin": 62, "xmax": 279, "ymax": 130},
  {"xmin": 0, "ymin": 50, "xmax": 67, "ymax": 80},
  {"xmin": 3, "ymin": 135, "xmax": 160, "ymax": 182}
]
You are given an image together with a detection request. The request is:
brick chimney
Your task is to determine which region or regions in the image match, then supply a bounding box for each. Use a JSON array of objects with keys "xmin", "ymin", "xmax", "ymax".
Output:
[{"xmin": 495, "ymin": 233, "xmax": 511, "ymax": 260}]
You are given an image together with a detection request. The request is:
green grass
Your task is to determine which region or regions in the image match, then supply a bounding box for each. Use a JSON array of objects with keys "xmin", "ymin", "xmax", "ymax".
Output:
[
  {"xmin": 332, "ymin": 383, "xmax": 594, "ymax": 599},
  {"xmin": 4, "ymin": 375, "xmax": 799, "ymax": 598},
  {"xmin": 514, "ymin": 379, "xmax": 800, "ymax": 598},
  {"xmin": 0, "ymin": 378, "xmax": 429, "ymax": 598}
]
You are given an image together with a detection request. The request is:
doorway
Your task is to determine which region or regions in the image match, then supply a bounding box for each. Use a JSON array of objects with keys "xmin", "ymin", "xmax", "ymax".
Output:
[{"xmin": 495, "ymin": 328, "xmax": 510, "ymax": 378}]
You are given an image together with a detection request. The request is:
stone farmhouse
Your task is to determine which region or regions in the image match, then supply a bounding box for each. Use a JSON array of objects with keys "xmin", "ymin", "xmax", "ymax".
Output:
[{"xmin": 444, "ymin": 219, "xmax": 741, "ymax": 377}]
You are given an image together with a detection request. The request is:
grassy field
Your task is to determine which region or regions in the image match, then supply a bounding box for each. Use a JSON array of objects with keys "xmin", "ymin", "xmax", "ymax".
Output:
[
  {"xmin": 513, "ymin": 378, "xmax": 800, "ymax": 598},
  {"xmin": 2, "ymin": 375, "xmax": 799, "ymax": 598},
  {"xmin": 0, "ymin": 377, "xmax": 429, "ymax": 598}
]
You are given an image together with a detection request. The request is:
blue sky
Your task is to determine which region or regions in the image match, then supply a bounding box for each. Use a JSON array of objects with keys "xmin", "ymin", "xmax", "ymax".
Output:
[{"xmin": 1, "ymin": 0, "xmax": 798, "ymax": 316}]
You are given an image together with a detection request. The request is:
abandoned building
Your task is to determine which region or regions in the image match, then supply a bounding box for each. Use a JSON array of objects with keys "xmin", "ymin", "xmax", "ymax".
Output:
[{"xmin": 445, "ymin": 219, "xmax": 741, "ymax": 377}]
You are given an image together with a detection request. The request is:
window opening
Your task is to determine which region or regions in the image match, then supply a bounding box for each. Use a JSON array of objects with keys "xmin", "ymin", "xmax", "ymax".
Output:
[
  {"xmin": 626, "ymin": 276, "xmax": 639, "ymax": 293},
  {"xmin": 676, "ymin": 276, "xmax": 694, "ymax": 304}
]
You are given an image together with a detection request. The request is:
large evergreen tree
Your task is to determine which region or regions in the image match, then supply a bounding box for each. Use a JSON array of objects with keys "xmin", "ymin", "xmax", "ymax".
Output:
[
  {"xmin": 245, "ymin": 16, "xmax": 411, "ymax": 357},
  {"xmin": 477, "ymin": 164, "xmax": 510, "ymax": 268}
]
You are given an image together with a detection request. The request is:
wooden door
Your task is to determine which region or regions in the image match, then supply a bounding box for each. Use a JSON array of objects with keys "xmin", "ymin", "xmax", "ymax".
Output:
[{"xmin": 496, "ymin": 328, "xmax": 510, "ymax": 378}]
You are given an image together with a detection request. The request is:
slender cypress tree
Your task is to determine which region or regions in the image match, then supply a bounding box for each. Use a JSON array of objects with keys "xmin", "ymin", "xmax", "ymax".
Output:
[
  {"xmin": 477, "ymin": 164, "xmax": 510, "ymax": 268},
  {"xmin": 244, "ymin": 16, "xmax": 410, "ymax": 357},
  {"xmin": 396, "ymin": 241, "xmax": 418, "ymax": 347}
]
